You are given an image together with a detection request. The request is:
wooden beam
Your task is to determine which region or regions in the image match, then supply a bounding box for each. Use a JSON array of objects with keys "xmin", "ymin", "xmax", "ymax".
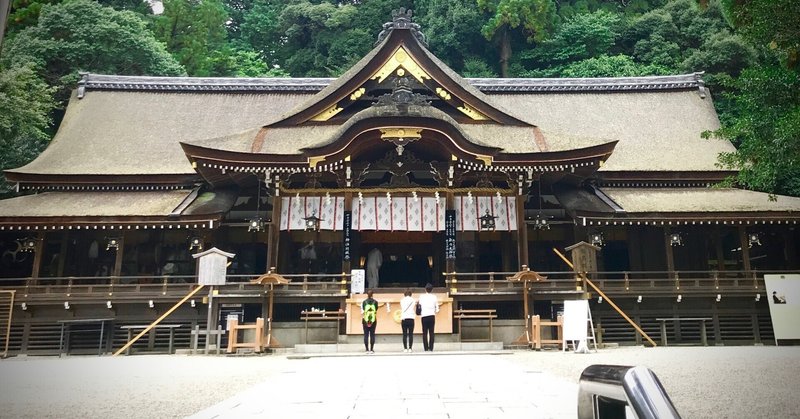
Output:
[
  {"xmin": 30, "ymin": 232, "xmax": 44, "ymax": 279},
  {"xmin": 266, "ymin": 192, "xmax": 282, "ymax": 271},
  {"xmin": 739, "ymin": 226, "xmax": 751, "ymax": 274},
  {"xmin": 112, "ymin": 236, "xmax": 125, "ymax": 277},
  {"xmin": 113, "ymin": 284, "xmax": 205, "ymax": 356},
  {"xmin": 516, "ymin": 194, "xmax": 528, "ymax": 268},
  {"xmin": 664, "ymin": 227, "xmax": 675, "ymax": 279},
  {"xmin": 554, "ymin": 248, "xmax": 657, "ymax": 347}
]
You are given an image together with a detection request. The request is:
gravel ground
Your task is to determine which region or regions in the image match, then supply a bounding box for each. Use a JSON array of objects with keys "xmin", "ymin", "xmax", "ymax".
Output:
[
  {"xmin": 506, "ymin": 346, "xmax": 800, "ymax": 419},
  {"xmin": 1, "ymin": 346, "xmax": 799, "ymax": 418}
]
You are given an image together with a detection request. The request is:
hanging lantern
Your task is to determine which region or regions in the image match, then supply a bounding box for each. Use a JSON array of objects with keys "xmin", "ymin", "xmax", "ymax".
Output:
[
  {"xmin": 106, "ymin": 237, "xmax": 120, "ymax": 250},
  {"xmin": 303, "ymin": 211, "xmax": 323, "ymax": 231},
  {"xmin": 248, "ymin": 218, "xmax": 265, "ymax": 232},
  {"xmin": 479, "ymin": 210, "xmax": 497, "ymax": 231},
  {"xmin": 188, "ymin": 236, "xmax": 203, "ymax": 251}
]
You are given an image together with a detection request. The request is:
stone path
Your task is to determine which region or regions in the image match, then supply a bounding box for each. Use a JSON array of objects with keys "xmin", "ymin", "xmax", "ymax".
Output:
[{"xmin": 190, "ymin": 352, "xmax": 577, "ymax": 419}]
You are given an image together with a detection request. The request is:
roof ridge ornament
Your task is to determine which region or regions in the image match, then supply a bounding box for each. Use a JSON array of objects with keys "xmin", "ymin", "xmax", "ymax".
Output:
[{"xmin": 376, "ymin": 8, "xmax": 428, "ymax": 47}]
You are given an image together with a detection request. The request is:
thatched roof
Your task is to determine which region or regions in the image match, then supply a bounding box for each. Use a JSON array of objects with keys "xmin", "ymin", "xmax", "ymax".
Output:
[
  {"xmin": 489, "ymin": 90, "xmax": 732, "ymax": 172},
  {"xmin": 602, "ymin": 188, "xmax": 800, "ymax": 213},
  {"xmin": 0, "ymin": 189, "xmax": 235, "ymax": 227},
  {"xmin": 6, "ymin": 72, "xmax": 728, "ymax": 181},
  {"xmin": 7, "ymin": 90, "xmax": 308, "ymax": 177}
]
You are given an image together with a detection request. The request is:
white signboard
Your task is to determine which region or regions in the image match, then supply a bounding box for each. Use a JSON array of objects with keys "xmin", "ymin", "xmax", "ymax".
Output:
[
  {"xmin": 563, "ymin": 299, "xmax": 590, "ymax": 341},
  {"xmin": 764, "ymin": 274, "xmax": 800, "ymax": 344},
  {"xmin": 351, "ymin": 269, "xmax": 365, "ymax": 294}
]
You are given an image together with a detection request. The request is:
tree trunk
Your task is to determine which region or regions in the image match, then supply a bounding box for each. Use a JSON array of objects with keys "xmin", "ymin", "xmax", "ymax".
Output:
[{"xmin": 500, "ymin": 26, "xmax": 511, "ymax": 78}]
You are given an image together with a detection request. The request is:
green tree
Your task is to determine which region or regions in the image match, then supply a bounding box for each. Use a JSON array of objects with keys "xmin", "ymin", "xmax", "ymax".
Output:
[
  {"xmin": 1, "ymin": 0, "xmax": 184, "ymax": 103},
  {"xmin": 0, "ymin": 64, "xmax": 55, "ymax": 197},
  {"xmin": 477, "ymin": 0, "xmax": 557, "ymax": 77},
  {"xmin": 154, "ymin": 0, "xmax": 230, "ymax": 76},
  {"xmin": 414, "ymin": 0, "xmax": 490, "ymax": 73},
  {"xmin": 521, "ymin": 11, "xmax": 622, "ymax": 70},
  {"xmin": 721, "ymin": 0, "xmax": 800, "ymax": 70},
  {"xmin": 559, "ymin": 54, "xmax": 672, "ymax": 77},
  {"xmin": 708, "ymin": 66, "xmax": 800, "ymax": 197}
]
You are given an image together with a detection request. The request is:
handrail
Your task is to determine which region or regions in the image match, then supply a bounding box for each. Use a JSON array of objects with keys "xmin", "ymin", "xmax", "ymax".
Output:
[
  {"xmin": 2, "ymin": 269, "xmax": 797, "ymax": 284},
  {"xmin": 578, "ymin": 364, "xmax": 681, "ymax": 419}
]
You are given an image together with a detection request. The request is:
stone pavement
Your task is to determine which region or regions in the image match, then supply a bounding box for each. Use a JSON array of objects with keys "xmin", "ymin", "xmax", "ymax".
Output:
[{"xmin": 189, "ymin": 351, "xmax": 578, "ymax": 419}]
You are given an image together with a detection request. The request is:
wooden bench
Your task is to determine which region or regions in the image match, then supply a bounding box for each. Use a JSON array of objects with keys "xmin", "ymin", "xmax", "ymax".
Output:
[
  {"xmin": 57, "ymin": 318, "xmax": 114, "ymax": 356},
  {"xmin": 120, "ymin": 324, "xmax": 181, "ymax": 355},
  {"xmin": 300, "ymin": 310, "xmax": 345, "ymax": 344},
  {"xmin": 453, "ymin": 309, "xmax": 497, "ymax": 342},
  {"xmin": 655, "ymin": 317, "xmax": 712, "ymax": 346}
]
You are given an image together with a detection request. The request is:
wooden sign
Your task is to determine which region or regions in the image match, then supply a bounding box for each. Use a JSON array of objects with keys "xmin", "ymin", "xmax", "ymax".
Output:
[
  {"xmin": 342, "ymin": 210, "xmax": 352, "ymax": 261},
  {"xmin": 192, "ymin": 247, "xmax": 235, "ymax": 285},
  {"xmin": 445, "ymin": 210, "xmax": 456, "ymax": 260}
]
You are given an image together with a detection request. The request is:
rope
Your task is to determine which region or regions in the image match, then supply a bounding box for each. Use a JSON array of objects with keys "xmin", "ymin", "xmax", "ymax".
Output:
[{"xmin": 278, "ymin": 185, "xmax": 516, "ymax": 195}]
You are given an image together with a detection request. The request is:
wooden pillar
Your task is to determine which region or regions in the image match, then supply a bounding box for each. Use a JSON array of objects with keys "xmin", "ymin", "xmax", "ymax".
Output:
[
  {"xmin": 627, "ymin": 227, "xmax": 642, "ymax": 271},
  {"xmin": 783, "ymin": 229, "xmax": 798, "ymax": 269},
  {"xmin": 30, "ymin": 232, "xmax": 44, "ymax": 279},
  {"xmin": 266, "ymin": 192, "xmax": 282, "ymax": 272},
  {"xmin": 501, "ymin": 232, "xmax": 514, "ymax": 272},
  {"xmin": 57, "ymin": 231, "xmax": 69, "ymax": 277},
  {"xmin": 112, "ymin": 236, "xmax": 125, "ymax": 277},
  {"xmin": 713, "ymin": 227, "xmax": 725, "ymax": 272},
  {"xmin": 516, "ymin": 194, "xmax": 528, "ymax": 269},
  {"xmin": 664, "ymin": 227, "xmax": 675, "ymax": 279},
  {"xmin": 739, "ymin": 226, "xmax": 751, "ymax": 273}
]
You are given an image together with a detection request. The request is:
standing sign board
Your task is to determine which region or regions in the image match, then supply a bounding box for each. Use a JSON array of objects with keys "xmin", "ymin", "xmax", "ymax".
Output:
[
  {"xmin": 563, "ymin": 299, "xmax": 590, "ymax": 341},
  {"xmin": 351, "ymin": 269, "xmax": 365, "ymax": 294},
  {"xmin": 764, "ymin": 274, "xmax": 800, "ymax": 344}
]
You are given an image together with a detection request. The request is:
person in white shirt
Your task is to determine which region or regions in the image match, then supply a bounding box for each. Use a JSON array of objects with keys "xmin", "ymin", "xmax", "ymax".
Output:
[
  {"xmin": 418, "ymin": 283, "xmax": 439, "ymax": 351},
  {"xmin": 400, "ymin": 289, "xmax": 416, "ymax": 352}
]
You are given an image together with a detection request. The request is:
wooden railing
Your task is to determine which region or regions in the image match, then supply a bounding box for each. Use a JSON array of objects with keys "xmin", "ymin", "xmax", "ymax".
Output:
[
  {"xmin": 443, "ymin": 270, "xmax": 796, "ymax": 297},
  {"xmin": 1, "ymin": 270, "xmax": 796, "ymax": 302},
  {"xmin": 0, "ymin": 273, "xmax": 350, "ymax": 302}
]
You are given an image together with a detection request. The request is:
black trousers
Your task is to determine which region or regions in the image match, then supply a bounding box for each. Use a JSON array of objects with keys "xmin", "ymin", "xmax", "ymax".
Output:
[
  {"xmin": 401, "ymin": 318, "xmax": 415, "ymax": 349},
  {"xmin": 421, "ymin": 315, "xmax": 435, "ymax": 351},
  {"xmin": 362, "ymin": 321, "xmax": 376, "ymax": 351}
]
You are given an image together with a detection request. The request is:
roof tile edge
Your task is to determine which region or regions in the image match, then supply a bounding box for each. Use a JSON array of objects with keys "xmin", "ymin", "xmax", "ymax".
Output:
[{"xmin": 78, "ymin": 72, "xmax": 705, "ymax": 96}]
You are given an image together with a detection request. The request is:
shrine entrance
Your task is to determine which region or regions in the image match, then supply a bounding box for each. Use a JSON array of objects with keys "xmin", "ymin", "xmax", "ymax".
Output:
[{"xmin": 359, "ymin": 231, "xmax": 437, "ymax": 288}]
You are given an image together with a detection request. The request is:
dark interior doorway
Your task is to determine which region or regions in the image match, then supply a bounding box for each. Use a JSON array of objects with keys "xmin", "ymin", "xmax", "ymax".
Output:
[{"xmin": 360, "ymin": 231, "xmax": 435, "ymax": 287}]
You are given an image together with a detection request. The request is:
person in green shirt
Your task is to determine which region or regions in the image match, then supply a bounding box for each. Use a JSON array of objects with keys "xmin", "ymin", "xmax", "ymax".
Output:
[{"xmin": 361, "ymin": 289, "xmax": 388, "ymax": 353}]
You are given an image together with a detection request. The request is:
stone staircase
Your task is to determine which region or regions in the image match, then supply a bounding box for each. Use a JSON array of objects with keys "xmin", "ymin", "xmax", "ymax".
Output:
[{"xmin": 290, "ymin": 333, "xmax": 504, "ymax": 354}]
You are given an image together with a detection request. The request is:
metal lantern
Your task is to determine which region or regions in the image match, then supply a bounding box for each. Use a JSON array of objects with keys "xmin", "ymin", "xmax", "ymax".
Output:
[
  {"xmin": 247, "ymin": 217, "xmax": 265, "ymax": 232},
  {"xmin": 479, "ymin": 210, "xmax": 497, "ymax": 231},
  {"xmin": 532, "ymin": 212, "xmax": 550, "ymax": 230},
  {"xmin": 590, "ymin": 232, "xmax": 604, "ymax": 247},
  {"xmin": 748, "ymin": 233, "xmax": 761, "ymax": 248},
  {"xmin": 303, "ymin": 212, "xmax": 323, "ymax": 231},
  {"xmin": 189, "ymin": 236, "xmax": 203, "ymax": 251},
  {"xmin": 669, "ymin": 232, "xmax": 683, "ymax": 246},
  {"xmin": 20, "ymin": 238, "xmax": 37, "ymax": 252}
]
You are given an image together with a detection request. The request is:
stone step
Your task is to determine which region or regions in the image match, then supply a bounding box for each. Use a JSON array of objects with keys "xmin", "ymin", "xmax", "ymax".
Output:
[{"xmin": 293, "ymin": 341, "xmax": 503, "ymax": 354}]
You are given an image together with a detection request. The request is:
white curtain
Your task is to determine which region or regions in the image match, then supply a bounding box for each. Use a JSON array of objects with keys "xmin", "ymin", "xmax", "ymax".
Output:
[
  {"xmin": 454, "ymin": 195, "xmax": 517, "ymax": 231},
  {"xmin": 352, "ymin": 196, "xmax": 444, "ymax": 231},
  {"xmin": 280, "ymin": 195, "xmax": 516, "ymax": 231},
  {"xmin": 280, "ymin": 196, "xmax": 345, "ymax": 231}
]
